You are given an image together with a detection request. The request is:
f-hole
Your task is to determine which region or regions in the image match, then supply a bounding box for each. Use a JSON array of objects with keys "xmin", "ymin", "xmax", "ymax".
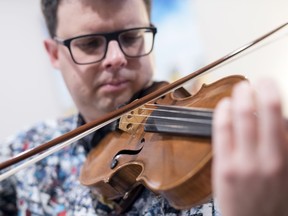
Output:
[{"xmin": 110, "ymin": 138, "xmax": 145, "ymax": 169}]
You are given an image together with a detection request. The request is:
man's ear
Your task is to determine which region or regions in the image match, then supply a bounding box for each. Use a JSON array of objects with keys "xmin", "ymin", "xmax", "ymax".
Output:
[{"xmin": 44, "ymin": 39, "xmax": 60, "ymax": 68}]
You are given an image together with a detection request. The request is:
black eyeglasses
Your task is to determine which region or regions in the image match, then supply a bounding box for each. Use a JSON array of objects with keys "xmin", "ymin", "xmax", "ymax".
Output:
[{"xmin": 54, "ymin": 26, "xmax": 157, "ymax": 65}]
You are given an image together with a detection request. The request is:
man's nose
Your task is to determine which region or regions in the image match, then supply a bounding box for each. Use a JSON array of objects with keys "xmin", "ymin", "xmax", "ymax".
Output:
[{"xmin": 102, "ymin": 40, "xmax": 127, "ymax": 70}]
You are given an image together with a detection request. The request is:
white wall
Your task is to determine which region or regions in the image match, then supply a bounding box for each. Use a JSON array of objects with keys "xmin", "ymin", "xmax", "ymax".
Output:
[
  {"xmin": 193, "ymin": 0, "xmax": 288, "ymax": 115},
  {"xmin": 0, "ymin": 0, "xmax": 73, "ymax": 139},
  {"xmin": 194, "ymin": 0, "xmax": 288, "ymax": 61},
  {"xmin": 1, "ymin": 0, "xmax": 288, "ymax": 139}
]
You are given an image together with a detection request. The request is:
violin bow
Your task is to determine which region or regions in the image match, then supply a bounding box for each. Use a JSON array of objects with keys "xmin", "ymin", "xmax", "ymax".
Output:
[{"xmin": 0, "ymin": 21, "xmax": 287, "ymax": 181}]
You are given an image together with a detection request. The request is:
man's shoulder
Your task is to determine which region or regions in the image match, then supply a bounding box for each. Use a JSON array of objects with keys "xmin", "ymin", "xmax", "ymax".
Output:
[{"xmin": 2, "ymin": 114, "xmax": 78, "ymax": 156}]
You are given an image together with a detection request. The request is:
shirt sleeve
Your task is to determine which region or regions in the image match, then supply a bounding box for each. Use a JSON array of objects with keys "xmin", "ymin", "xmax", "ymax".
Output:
[
  {"xmin": 0, "ymin": 138, "xmax": 17, "ymax": 216},
  {"xmin": 0, "ymin": 178, "xmax": 17, "ymax": 216}
]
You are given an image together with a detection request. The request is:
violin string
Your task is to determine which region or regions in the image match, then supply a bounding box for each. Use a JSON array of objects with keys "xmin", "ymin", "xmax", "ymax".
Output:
[
  {"xmin": 120, "ymin": 104, "xmax": 212, "ymax": 128},
  {"xmin": 120, "ymin": 120, "xmax": 208, "ymax": 130},
  {"xmin": 143, "ymin": 108, "xmax": 213, "ymax": 118},
  {"xmin": 122, "ymin": 105, "xmax": 212, "ymax": 120},
  {"xmin": 120, "ymin": 121, "xmax": 211, "ymax": 130},
  {"xmin": 133, "ymin": 104, "xmax": 213, "ymax": 118},
  {"xmin": 120, "ymin": 115, "xmax": 212, "ymax": 125},
  {"xmin": 152, "ymin": 103, "xmax": 213, "ymax": 110}
]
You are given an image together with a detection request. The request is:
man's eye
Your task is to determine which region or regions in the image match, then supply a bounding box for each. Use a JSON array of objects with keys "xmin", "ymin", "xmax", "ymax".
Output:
[
  {"xmin": 121, "ymin": 34, "xmax": 142, "ymax": 45},
  {"xmin": 74, "ymin": 38, "xmax": 104, "ymax": 51}
]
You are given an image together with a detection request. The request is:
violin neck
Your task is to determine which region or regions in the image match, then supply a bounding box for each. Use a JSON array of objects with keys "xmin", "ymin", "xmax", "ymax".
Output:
[{"xmin": 144, "ymin": 105, "xmax": 212, "ymax": 137}]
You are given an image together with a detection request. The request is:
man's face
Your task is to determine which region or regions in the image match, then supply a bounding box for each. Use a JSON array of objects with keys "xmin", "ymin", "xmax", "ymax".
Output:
[{"xmin": 45, "ymin": 0, "xmax": 154, "ymax": 123}]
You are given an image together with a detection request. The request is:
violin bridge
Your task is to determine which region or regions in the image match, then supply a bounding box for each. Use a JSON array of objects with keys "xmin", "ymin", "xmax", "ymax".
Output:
[{"xmin": 118, "ymin": 105, "xmax": 151, "ymax": 134}]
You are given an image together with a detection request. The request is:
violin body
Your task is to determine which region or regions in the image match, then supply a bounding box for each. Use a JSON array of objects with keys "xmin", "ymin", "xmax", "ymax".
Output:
[{"xmin": 80, "ymin": 75, "xmax": 246, "ymax": 209}]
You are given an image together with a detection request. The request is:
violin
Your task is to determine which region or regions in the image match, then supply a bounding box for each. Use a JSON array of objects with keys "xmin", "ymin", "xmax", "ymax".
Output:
[
  {"xmin": 0, "ymin": 21, "xmax": 287, "ymax": 211},
  {"xmin": 79, "ymin": 75, "xmax": 246, "ymax": 210}
]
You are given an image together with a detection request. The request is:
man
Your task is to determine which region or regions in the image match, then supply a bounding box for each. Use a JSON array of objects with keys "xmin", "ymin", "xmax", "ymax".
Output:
[
  {"xmin": 1, "ymin": 0, "xmax": 288, "ymax": 215},
  {"xmin": 1, "ymin": 0, "xmax": 215, "ymax": 215}
]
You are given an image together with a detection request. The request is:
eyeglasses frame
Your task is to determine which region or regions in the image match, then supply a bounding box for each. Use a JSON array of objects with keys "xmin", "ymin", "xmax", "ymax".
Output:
[{"xmin": 54, "ymin": 26, "xmax": 157, "ymax": 65}]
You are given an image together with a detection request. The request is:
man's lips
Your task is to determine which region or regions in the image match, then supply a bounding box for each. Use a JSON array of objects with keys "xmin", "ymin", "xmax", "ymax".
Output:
[{"xmin": 99, "ymin": 80, "xmax": 130, "ymax": 92}]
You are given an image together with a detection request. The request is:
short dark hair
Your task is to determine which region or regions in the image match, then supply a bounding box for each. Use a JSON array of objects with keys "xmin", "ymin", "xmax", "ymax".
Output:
[{"xmin": 41, "ymin": 0, "xmax": 152, "ymax": 37}]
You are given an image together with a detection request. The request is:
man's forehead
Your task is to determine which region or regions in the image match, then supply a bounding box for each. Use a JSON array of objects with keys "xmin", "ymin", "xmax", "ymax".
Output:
[{"xmin": 56, "ymin": 0, "xmax": 149, "ymax": 37}]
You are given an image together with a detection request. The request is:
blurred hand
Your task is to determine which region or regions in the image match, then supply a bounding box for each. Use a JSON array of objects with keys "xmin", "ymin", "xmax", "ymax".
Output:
[{"xmin": 212, "ymin": 79, "xmax": 288, "ymax": 216}]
